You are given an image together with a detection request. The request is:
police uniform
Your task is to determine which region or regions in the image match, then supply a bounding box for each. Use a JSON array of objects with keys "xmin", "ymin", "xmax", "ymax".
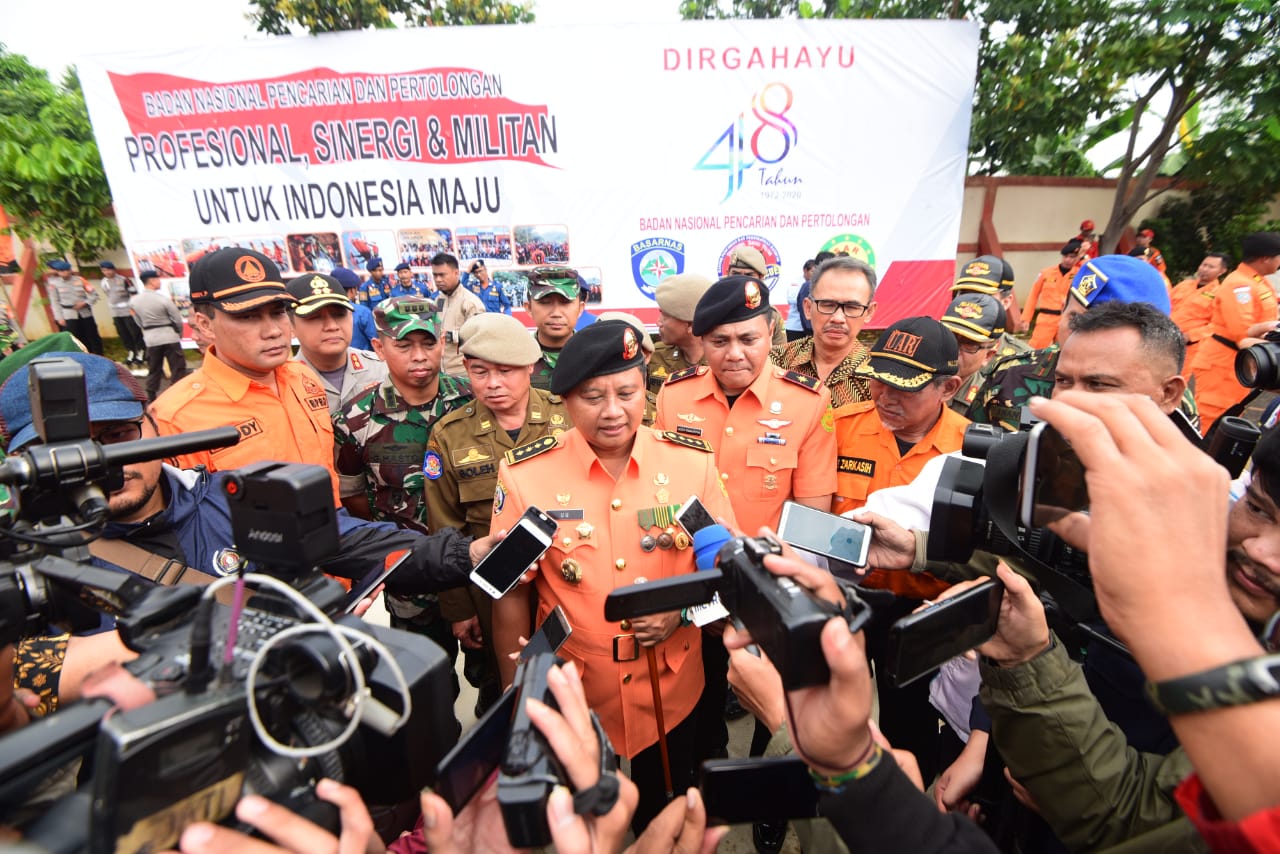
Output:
[
  {"xmin": 476, "ymin": 280, "xmax": 512, "ymax": 314},
  {"xmin": 100, "ymin": 264, "xmax": 145, "ymax": 361},
  {"xmin": 1192, "ymin": 253, "xmax": 1279, "ymax": 429},
  {"xmin": 358, "ymin": 257, "xmax": 391, "ymax": 308},
  {"xmin": 47, "ymin": 262, "xmax": 103, "ymax": 355},
  {"xmin": 286, "ymin": 272, "xmax": 389, "ymax": 414},
  {"xmin": 491, "ymin": 320, "xmax": 736, "ymax": 832}
]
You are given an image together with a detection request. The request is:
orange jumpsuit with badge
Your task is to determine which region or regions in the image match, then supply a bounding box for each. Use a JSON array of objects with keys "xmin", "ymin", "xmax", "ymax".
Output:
[
  {"xmin": 490, "ymin": 427, "xmax": 736, "ymax": 759},
  {"xmin": 1169, "ymin": 277, "xmax": 1218, "ymax": 370},
  {"xmin": 151, "ymin": 349, "xmax": 341, "ymax": 503},
  {"xmin": 655, "ymin": 364, "xmax": 836, "ymax": 535},
  {"xmin": 1191, "ymin": 262, "xmax": 1279, "ymax": 429},
  {"xmin": 1024, "ymin": 263, "xmax": 1075, "ymax": 350},
  {"xmin": 832, "ymin": 400, "xmax": 970, "ymax": 597}
]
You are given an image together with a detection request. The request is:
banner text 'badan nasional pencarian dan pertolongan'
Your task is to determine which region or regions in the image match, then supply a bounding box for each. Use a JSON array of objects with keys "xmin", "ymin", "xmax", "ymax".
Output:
[{"xmin": 77, "ymin": 19, "xmax": 978, "ymax": 326}]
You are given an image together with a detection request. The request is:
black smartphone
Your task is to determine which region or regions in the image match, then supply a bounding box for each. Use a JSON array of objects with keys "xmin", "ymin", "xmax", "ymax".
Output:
[
  {"xmin": 519, "ymin": 605, "xmax": 572, "ymax": 661},
  {"xmin": 341, "ymin": 549, "xmax": 411, "ymax": 614},
  {"xmin": 433, "ymin": 686, "xmax": 518, "ymax": 813},
  {"xmin": 776, "ymin": 501, "xmax": 871, "ymax": 567},
  {"xmin": 1020, "ymin": 422, "xmax": 1088, "ymax": 528},
  {"xmin": 887, "ymin": 578, "xmax": 1004, "ymax": 687},
  {"xmin": 471, "ymin": 506, "xmax": 558, "ymax": 599},
  {"xmin": 699, "ymin": 756, "xmax": 818, "ymax": 825},
  {"xmin": 675, "ymin": 495, "xmax": 716, "ymax": 537}
]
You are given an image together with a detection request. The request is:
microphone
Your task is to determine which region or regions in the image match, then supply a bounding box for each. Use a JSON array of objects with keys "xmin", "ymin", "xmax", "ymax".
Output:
[{"xmin": 693, "ymin": 524, "xmax": 732, "ymax": 571}]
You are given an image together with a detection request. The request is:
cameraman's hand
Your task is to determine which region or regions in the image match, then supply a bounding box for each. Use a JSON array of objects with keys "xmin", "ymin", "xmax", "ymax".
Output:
[
  {"xmin": 934, "ymin": 729, "xmax": 988, "ymax": 817},
  {"xmin": 468, "ymin": 529, "xmax": 504, "ymax": 567},
  {"xmin": 781, "ymin": 617, "xmax": 874, "ymax": 778},
  {"xmin": 172, "ymin": 780, "xmax": 384, "ymax": 854},
  {"xmin": 848, "ymin": 509, "xmax": 917, "ymax": 571},
  {"xmin": 528, "ymin": 661, "xmax": 639, "ymax": 853},
  {"xmin": 0, "ymin": 645, "xmax": 37, "ymax": 734},
  {"xmin": 975, "ymin": 564, "xmax": 1050, "ymax": 668},
  {"xmin": 632, "ymin": 611, "xmax": 681, "ymax": 647},
  {"xmin": 351, "ymin": 584, "xmax": 384, "ymax": 619},
  {"xmin": 452, "ymin": 617, "xmax": 484, "ymax": 650},
  {"xmin": 722, "ymin": 545, "xmax": 844, "ymax": 652},
  {"xmin": 627, "ymin": 788, "xmax": 727, "ymax": 854},
  {"xmin": 419, "ymin": 783, "xmax": 519, "ymax": 854},
  {"xmin": 724, "ymin": 630, "xmax": 785, "ymax": 732}
]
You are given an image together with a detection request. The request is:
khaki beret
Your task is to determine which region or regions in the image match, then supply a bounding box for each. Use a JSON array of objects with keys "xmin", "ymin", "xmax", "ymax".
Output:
[
  {"xmin": 655, "ymin": 273, "xmax": 714, "ymax": 322},
  {"xmin": 459, "ymin": 313, "xmax": 541, "ymax": 366},
  {"xmin": 728, "ymin": 245, "xmax": 768, "ymax": 276},
  {"xmin": 597, "ymin": 311, "xmax": 654, "ymax": 354}
]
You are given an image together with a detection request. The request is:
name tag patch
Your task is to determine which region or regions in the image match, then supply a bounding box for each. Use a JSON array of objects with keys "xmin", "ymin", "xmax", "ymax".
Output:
[{"xmin": 838, "ymin": 456, "xmax": 875, "ymax": 477}]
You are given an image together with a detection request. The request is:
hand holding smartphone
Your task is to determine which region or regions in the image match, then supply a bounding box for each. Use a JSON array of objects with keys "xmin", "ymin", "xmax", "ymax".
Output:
[
  {"xmin": 471, "ymin": 507, "xmax": 557, "ymax": 599},
  {"xmin": 776, "ymin": 501, "xmax": 871, "ymax": 567}
]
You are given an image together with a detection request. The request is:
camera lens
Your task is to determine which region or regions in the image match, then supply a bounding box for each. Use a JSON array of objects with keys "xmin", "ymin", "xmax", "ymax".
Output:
[{"xmin": 1235, "ymin": 343, "xmax": 1280, "ymax": 389}]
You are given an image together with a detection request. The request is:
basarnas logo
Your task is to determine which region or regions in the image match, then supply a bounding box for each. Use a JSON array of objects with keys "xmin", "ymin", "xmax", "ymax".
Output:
[{"xmin": 630, "ymin": 237, "xmax": 685, "ymax": 300}]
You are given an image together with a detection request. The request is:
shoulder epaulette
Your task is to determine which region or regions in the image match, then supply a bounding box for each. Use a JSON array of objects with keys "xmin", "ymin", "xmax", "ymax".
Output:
[
  {"xmin": 832, "ymin": 400, "xmax": 876, "ymax": 418},
  {"xmin": 505, "ymin": 435, "xmax": 559, "ymax": 465},
  {"xmin": 660, "ymin": 431, "xmax": 714, "ymax": 452},
  {"xmin": 664, "ymin": 365, "xmax": 705, "ymax": 385},
  {"xmin": 780, "ymin": 370, "xmax": 821, "ymax": 392}
]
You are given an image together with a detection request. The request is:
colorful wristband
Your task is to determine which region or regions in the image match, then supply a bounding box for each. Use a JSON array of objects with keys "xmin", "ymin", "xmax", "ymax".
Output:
[{"xmin": 808, "ymin": 743, "xmax": 883, "ymax": 792}]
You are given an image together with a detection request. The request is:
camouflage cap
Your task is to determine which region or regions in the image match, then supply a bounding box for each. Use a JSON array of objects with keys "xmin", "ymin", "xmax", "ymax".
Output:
[
  {"xmin": 527, "ymin": 266, "xmax": 583, "ymax": 301},
  {"xmin": 374, "ymin": 297, "xmax": 442, "ymax": 340}
]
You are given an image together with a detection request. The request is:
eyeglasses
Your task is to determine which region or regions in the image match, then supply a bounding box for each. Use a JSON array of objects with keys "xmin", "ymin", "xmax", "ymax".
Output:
[
  {"xmin": 812, "ymin": 299, "xmax": 871, "ymax": 318},
  {"xmin": 955, "ymin": 339, "xmax": 996, "ymax": 355},
  {"xmin": 92, "ymin": 419, "xmax": 144, "ymax": 445}
]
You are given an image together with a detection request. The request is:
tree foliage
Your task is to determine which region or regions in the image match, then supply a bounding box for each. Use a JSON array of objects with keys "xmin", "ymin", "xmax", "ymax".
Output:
[
  {"xmin": 251, "ymin": 0, "xmax": 534, "ymax": 34},
  {"xmin": 680, "ymin": 1, "xmax": 1280, "ymax": 254},
  {"xmin": 0, "ymin": 46, "xmax": 119, "ymax": 263}
]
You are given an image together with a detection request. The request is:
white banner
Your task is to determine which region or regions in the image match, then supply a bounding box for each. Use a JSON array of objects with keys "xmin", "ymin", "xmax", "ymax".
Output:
[{"xmin": 78, "ymin": 19, "xmax": 978, "ymax": 325}]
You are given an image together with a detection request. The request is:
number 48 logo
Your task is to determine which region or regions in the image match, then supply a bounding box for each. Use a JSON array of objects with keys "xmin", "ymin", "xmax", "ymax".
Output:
[{"xmin": 695, "ymin": 82, "xmax": 797, "ymax": 202}]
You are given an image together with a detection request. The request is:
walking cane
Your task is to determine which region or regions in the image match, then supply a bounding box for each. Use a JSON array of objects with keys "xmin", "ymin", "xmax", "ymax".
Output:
[{"xmin": 644, "ymin": 645, "xmax": 674, "ymax": 800}]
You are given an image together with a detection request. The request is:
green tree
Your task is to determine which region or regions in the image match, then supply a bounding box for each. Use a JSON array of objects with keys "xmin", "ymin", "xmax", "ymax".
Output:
[
  {"xmin": 0, "ymin": 47, "xmax": 119, "ymax": 263},
  {"xmin": 251, "ymin": 0, "xmax": 534, "ymax": 34},
  {"xmin": 680, "ymin": 1, "xmax": 1280, "ymax": 254}
]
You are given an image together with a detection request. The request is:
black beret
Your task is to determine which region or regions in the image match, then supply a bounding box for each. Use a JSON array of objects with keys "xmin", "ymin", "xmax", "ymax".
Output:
[
  {"xmin": 691, "ymin": 275, "xmax": 771, "ymax": 336},
  {"xmin": 550, "ymin": 320, "xmax": 646, "ymax": 395},
  {"xmin": 1242, "ymin": 232, "xmax": 1280, "ymax": 259}
]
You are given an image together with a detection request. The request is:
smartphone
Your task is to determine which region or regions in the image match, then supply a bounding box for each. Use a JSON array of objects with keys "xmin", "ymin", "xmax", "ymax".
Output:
[
  {"xmin": 1169, "ymin": 408, "xmax": 1202, "ymax": 445},
  {"xmin": 519, "ymin": 605, "xmax": 572, "ymax": 661},
  {"xmin": 433, "ymin": 686, "xmax": 518, "ymax": 813},
  {"xmin": 776, "ymin": 501, "xmax": 871, "ymax": 567},
  {"xmin": 341, "ymin": 549, "xmax": 411, "ymax": 614},
  {"xmin": 471, "ymin": 506, "xmax": 557, "ymax": 599},
  {"xmin": 675, "ymin": 495, "xmax": 716, "ymax": 538},
  {"xmin": 1020, "ymin": 422, "xmax": 1088, "ymax": 529},
  {"xmin": 699, "ymin": 757, "xmax": 818, "ymax": 825},
  {"xmin": 886, "ymin": 578, "xmax": 1004, "ymax": 687}
]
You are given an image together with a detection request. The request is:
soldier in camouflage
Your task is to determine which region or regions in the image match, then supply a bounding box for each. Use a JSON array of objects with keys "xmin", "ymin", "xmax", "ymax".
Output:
[
  {"xmin": 332, "ymin": 297, "xmax": 473, "ymax": 708},
  {"xmin": 525, "ymin": 265, "xmax": 586, "ymax": 391}
]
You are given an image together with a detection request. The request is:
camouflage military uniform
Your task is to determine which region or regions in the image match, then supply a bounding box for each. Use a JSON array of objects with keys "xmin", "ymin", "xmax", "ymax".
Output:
[
  {"xmin": 951, "ymin": 334, "xmax": 1033, "ymax": 416},
  {"xmin": 530, "ymin": 343, "xmax": 562, "ymax": 392},
  {"xmin": 333, "ymin": 372, "xmax": 473, "ymax": 622},
  {"xmin": 967, "ymin": 345, "xmax": 1199, "ymax": 432}
]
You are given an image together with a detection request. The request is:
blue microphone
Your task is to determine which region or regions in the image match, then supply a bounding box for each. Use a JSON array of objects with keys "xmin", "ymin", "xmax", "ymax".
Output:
[{"xmin": 693, "ymin": 524, "xmax": 732, "ymax": 571}]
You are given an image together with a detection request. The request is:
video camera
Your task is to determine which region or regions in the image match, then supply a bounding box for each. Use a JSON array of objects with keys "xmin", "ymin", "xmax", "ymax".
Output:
[
  {"xmin": 0, "ymin": 358, "xmax": 457, "ymax": 853},
  {"xmin": 603, "ymin": 531, "xmax": 871, "ymax": 690},
  {"xmin": 930, "ymin": 413, "xmax": 1260, "ymax": 625}
]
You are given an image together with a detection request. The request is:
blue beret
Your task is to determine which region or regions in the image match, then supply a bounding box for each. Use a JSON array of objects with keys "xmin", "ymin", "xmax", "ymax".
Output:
[
  {"xmin": 395, "ymin": 261, "xmax": 412, "ymax": 272},
  {"xmin": 365, "ymin": 256, "xmax": 383, "ymax": 272},
  {"xmin": 331, "ymin": 267, "xmax": 361, "ymax": 290},
  {"xmin": 47, "ymin": 260, "xmax": 71, "ymax": 271},
  {"xmin": 1069, "ymin": 255, "xmax": 1171, "ymax": 315},
  {"xmin": 99, "ymin": 260, "xmax": 115, "ymax": 270}
]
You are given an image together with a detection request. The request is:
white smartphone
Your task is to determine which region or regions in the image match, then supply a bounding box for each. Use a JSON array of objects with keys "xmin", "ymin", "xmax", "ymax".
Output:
[
  {"xmin": 776, "ymin": 501, "xmax": 871, "ymax": 567},
  {"xmin": 675, "ymin": 494, "xmax": 717, "ymax": 537},
  {"xmin": 470, "ymin": 506, "xmax": 557, "ymax": 599},
  {"xmin": 1019, "ymin": 422, "xmax": 1088, "ymax": 529}
]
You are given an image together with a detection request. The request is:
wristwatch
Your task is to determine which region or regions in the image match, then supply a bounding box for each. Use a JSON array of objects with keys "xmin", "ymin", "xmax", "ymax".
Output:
[{"xmin": 1147, "ymin": 652, "xmax": 1280, "ymax": 715}]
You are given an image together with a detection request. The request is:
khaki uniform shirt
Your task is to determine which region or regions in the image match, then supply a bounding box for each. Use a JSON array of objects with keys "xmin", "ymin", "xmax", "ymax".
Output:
[
  {"xmin": 440, "ymin": 287, "xmax": 485, "ymax": 375},
  {"xmin": 294, "ymin": 348, "xmax": 388, "ymax": 415}
]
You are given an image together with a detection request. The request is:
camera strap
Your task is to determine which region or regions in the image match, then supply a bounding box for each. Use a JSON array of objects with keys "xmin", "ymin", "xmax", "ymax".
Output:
[
  {"xmin": 88, "ymin": 539, "xmax": 235, "ymax": 605},
  {"xmin": 571, "ymin": 712, "xmax": 621, "ymax": 817}
]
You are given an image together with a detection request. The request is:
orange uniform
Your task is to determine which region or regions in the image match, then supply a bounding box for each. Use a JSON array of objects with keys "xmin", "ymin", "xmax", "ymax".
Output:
[
  {"xmin": 832, "ymin": 400, "xmax": 969, "ymax": 597},
  {"xmin": 151, "ymin": 349, "xmax": 340, "ymax": 502},
  {"xmin": 1169, "ymin": 277, "xmax": 1218, "ymax": 370},
  {"xmin": 1146, "ymin": 245, "xmax": 1168, "ymax": 277},
  {"xmin": 1191, "ymin": 263, "xmax": 1279, "ymax": 429},
  {"xmin": 1024, "ymin": 263, "xmax": 1076, "ymax": 349},
  {"xmin": 655, "ymin": 364, "xmax": 836, "ymax": 536},
  {"xmin": 491, "ymin": 427, "xmax": 736, "ymax": 758}
]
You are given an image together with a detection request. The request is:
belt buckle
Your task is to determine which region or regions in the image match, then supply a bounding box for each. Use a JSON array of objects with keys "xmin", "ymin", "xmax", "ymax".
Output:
[{"xmin": 612, "ymin": 634, "xmax": 639, "ymax": 662}]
